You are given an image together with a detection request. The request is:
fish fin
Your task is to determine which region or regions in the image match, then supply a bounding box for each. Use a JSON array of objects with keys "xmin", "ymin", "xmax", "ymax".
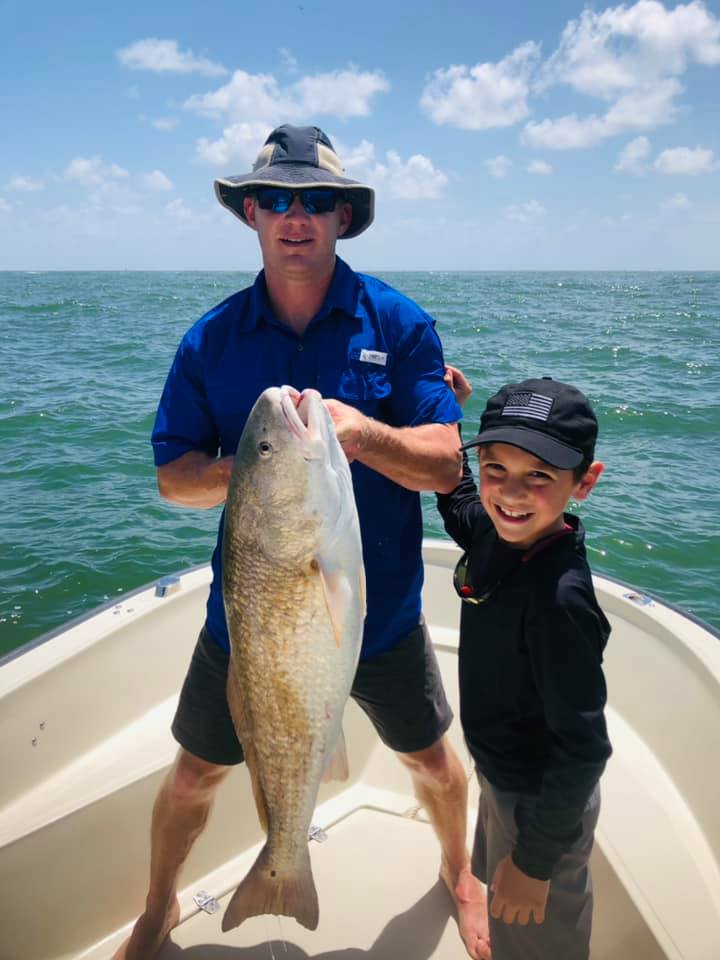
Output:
[
  {"xmin": 227, "ymin": 672, "xmax": 270, "ymax": 833},
  {"xmin": 321, "ymin": 728, "xmax": 349, "ymax": 782},
  {"xmin": 316, "ymin": 559, "xmax": 353, "ymax": 648},
  {"xmin": 221, "ymin": 844, "xmax": 319, "ymax": 932},
  {"xmin": 243, "ymin": 742, "xmax": 270, "ymax": 834}
]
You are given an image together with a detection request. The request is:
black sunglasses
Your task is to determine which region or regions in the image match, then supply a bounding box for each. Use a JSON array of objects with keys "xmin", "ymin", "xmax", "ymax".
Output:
[
  {"xmin": 254, "ymin": 187, "xmax": 343, "ymax": 215},
  {"xmin": 453, "ymin": 526, "xmax": 574, "ymax": 606},
  {"xmin": 453, "ymin": 553, "xmax": 496, "ymax": 605}
]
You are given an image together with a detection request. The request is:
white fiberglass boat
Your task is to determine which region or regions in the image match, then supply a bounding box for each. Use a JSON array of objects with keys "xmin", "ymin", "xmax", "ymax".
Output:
[{"xmin": 1, "ymin": 539, "xmax": 719, "ymax": 960}]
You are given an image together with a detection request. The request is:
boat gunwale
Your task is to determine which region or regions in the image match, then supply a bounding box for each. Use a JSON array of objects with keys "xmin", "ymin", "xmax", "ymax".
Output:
[
  {"xmin": 0, "ymin": 562, "xmax": 211, "ymax": 669},
  {"xmin": 2, "ymin": 543, "xmax": 717, "ymax": 673}
]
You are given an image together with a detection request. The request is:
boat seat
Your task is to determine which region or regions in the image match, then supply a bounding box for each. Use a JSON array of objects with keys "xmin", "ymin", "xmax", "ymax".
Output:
[
  {"xmin": 0, "ymin": 696, "xmax": 178, "ymax": 847},
  {"xmin": 597, "ymin": 707, "xmax": 720, "ymax": 960}
]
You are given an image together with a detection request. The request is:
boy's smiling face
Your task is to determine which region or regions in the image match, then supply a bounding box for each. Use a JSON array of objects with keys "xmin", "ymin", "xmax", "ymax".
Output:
[{"xmin": 478, "ymin": 442, "xmax": 603, "ymax": 550}]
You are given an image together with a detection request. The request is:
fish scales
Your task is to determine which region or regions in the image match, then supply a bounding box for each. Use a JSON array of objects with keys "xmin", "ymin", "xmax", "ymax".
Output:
[{"xmin": 226, "ymin": 556, "xmax": 341, "ymax": 855}]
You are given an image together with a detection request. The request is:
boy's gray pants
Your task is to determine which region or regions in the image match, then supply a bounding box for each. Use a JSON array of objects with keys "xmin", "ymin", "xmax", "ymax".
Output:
[{"xmin": 472, "ymin": 773, "xmax": 601, "ymax": 960}]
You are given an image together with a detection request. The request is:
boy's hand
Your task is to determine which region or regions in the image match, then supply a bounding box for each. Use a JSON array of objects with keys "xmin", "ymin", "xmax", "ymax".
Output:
[
  {"xmin": 489, "ymin": 855, "xmax": 550, "ymax": 926},
  {"xmin": 444, "ymin": 364, "xmax": 473, "ymax": 407}
]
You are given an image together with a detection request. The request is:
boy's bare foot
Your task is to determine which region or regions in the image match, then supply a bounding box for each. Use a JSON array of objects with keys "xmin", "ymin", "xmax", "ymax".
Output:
[
  {"xmin": 112, "ymin": 898, "xmax": 181, "ymax": 960},
  {"xmin": 441, "ymin": 863, "xmax": 492, "ymax": 960}
]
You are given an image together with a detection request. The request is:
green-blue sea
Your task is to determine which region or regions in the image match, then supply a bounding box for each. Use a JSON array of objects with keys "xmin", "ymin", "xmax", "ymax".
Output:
[{"xmin": 1, "ymin": 270, "xmax": 719, "ymax": 658}]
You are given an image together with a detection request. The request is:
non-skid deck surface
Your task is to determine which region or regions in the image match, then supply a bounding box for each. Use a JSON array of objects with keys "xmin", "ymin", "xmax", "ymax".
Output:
[
  {"xmin": 147, "ymin": 804, "xmax": 668, "ymax": 960},
  {"xmin": 156, "ymin": 808, "xmax": 461, "ymax": 960}
]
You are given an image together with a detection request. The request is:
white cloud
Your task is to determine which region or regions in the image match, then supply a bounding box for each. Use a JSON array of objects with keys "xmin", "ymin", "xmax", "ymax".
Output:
[
  {"xmin": 64, "ymin": 157, "xmax": 129, "ymax": 186},
  {"xmin": 60, "ymin": 159, "xmax": 175, "ymax": 203},
  {"xmin": 143, "ymin": 170, "xmax": 174, "ymax": 191},
  {"xmin": 329, "ymin": 138, "xmax": 448, "ymax": 200},
  {"xmin": 371, "ymin": 151, "xmax": 448, "ymax": 199},
  {"xmin": 7, "ymin": 176, "xmax": 45, "ymax": 192},
  {"xmin": 528, "ymin": 160, "xmax": 553, "ymax": 175},
  {"xmin": 487, "ymin": 155, "xmax": 513, "ymax": 179},
  {"xmin": 186, "ymin": 67, "xmax": 388, "ymax": 122},
  {"xmin": 188, "ymin": 67, "xmax": 389, "ymax": 166},
  {"xmin": 420, "ymin": 42, "xmax": 540, "ymax": 130},
  {"xmin": 654, "ymin": 146, "xmax": 718, "ymax": 174},
  {"xmin": 186, "ymin": 71, "xmax": 295, "ymax": 121},
  {"xmin": 334, "ymin": 138, "xmax": 376, "ymax": 172},
  {"xmin": 166, "ymin": 198, "xmax": 194, "ymax": 221},
  {"xmin": 523, "ymin": 114, "xmax": 608, "ymax": 150},
  {"xmin": 523, "ymin": 77, "xmax": 681, "ymax": 149},
  {"xmin": 293, "ymin": 69, "xmax": 389, "ymax": 119},
  {"xmin": 87, "ymin": 182, "xmax": 142, "ymax": 215},
  {"xmin": 538, "ymin": 1, "xmax": 720, "ymax": 98},
  {"xmin": 615, "ymin": 136, "xmax": 652, "ymax": 174},
  {"xmin": 151, "ymin": 117, "xmax": 178, "ymax": 131},
  {"xmin": 420, "ymin": 2, "xmax": 720, "ymax": 142},
  {"xmin": 196, "ymin": 122, "xmax": 274, "ymax": 167},
  {"xmin": 116, "ymin": 38, "xmax": 227, "ymax": 76},
  {"xmin": 526, "ymin": 1, "xmax": 720, "ymax": 148},
  {"xmin": 505, "ymin": 200, "xmax": 546, "ymax": 222},
  {"xmin": 663, "ymin": 192, "xmax": 691, "ymax": 209},
  {"xmin": 0, "ymin": 197, "xmax": 12, "ymax": 212},
  {"xmin": 601, "ymin": 77, "xmax": 681, "ymax": 130}
]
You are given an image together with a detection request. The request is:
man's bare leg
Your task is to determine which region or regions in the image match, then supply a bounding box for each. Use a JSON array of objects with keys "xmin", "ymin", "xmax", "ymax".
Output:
[
  {"xmin": 113, "ymin": 749, "xmax": 231, "ymax": 960},
  {"xmin": 397, "ymin": 737, "xmax": 491, "ymax": 960}
]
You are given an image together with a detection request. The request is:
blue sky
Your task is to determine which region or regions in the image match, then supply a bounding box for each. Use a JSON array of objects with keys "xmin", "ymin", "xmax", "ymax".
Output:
[{"xmin": 2, "ymin": 0, "xmax": 719, "ymax": 270}]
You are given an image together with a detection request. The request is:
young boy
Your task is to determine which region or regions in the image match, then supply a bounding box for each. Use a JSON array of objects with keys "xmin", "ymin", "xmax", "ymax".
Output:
[{"xmin": 437, "ymin": 373, "xmax": 612, "ymax": 960}]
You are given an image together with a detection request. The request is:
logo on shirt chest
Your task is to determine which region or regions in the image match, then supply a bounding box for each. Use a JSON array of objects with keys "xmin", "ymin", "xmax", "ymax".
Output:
[{"xmin": 352, "ymin": 347, "xmax": 388, "ymax": 367}]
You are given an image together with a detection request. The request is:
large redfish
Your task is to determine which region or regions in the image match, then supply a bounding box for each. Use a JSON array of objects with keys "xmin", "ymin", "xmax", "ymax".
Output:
[{"xmin": 221, "ymin": 385, "xmax": 365, "ymax": 932}]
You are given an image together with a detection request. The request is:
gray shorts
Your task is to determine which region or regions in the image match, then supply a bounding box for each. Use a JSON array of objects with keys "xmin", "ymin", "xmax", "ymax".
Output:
[
  {"xmin": 472, "ymin": 773, "xmax": 601, "ymax": 960},
  {"xmin": 171, "ymin": 621, "xmax": 453, "ymax": 767}
]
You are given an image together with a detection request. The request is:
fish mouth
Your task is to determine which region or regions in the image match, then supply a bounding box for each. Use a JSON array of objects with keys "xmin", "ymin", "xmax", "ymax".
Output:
[
  {"xmin": 279, "ymin": 386, "xmax": 304, "ymax": 439},
  {"xmin": 280, "ymin": 386, "xmax": 325, "ymax": 460}
]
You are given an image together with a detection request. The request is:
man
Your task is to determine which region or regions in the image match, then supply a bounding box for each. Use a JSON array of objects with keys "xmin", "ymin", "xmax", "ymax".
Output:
[{"xmin": 116, "ymin": 124, "xmax": 490, "ymax": 960}]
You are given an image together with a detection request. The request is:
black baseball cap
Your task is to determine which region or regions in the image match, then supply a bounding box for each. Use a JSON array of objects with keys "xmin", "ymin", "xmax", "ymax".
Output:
[{"xmin": 461, "ymin": 377, "xmax": 598, "ymax": 469}]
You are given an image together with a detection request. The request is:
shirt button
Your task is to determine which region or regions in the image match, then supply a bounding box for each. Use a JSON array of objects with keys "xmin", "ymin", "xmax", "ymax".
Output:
[{"xmin": 297, "ymin": 344, "xmax": 304, "ymax": 352}]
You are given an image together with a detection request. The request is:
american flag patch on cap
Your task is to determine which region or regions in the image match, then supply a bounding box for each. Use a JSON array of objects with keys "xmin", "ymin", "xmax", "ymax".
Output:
[{"xmin": 502, "ymin": 392, "xmax": 554, "ymax": 421}]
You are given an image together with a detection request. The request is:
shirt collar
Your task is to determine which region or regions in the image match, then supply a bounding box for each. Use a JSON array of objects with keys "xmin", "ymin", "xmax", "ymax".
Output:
[
  {"xmin": 241, "ymin": 256, "xmax": 362, "ymax": 332},
  {"xmin": 318, "ymin": 256, "xmax": 363, "ymax": 324}
]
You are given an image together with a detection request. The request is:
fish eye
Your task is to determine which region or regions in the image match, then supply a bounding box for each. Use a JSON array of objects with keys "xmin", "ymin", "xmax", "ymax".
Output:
[{"xmin": 257, "ymin": 440, "xmax": 273, "ymax": 458}]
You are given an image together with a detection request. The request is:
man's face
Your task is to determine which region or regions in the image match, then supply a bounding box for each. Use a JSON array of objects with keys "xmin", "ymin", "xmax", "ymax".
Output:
[{"xmin": 243, "ymin": 191, "xmax": 352, "ymax": 280}]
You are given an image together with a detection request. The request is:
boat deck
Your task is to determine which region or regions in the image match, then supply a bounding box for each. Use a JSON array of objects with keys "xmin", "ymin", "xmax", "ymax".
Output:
[
  {"xmin": 88, "ymin": 773, "xmax": 668, "ymax": 960},
  {"xmin": 160, "ymin": 804, "xmax": 462, "ymax": 960},
  {"xmin": 3, "ymin": 543, "xmax": 720, "ymax": 960},
  {"xmin": 77, "ymin": 710, "xmax": 669, "ymax": 960}
]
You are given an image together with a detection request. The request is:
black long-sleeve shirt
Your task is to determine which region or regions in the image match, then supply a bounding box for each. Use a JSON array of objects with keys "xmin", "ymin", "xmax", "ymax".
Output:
[{"xmin": 436, "ymin": 458, "xmax": 612, "ymax": 880}]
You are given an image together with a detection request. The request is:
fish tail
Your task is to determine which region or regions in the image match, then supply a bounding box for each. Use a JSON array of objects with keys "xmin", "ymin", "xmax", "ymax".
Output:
[{"xmin": 221, "ymin": 845, "xmax": 319, "ymax": 932}]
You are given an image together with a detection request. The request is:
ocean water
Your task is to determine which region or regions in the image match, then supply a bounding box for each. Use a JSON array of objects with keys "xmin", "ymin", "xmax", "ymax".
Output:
[{"xmin": 1, "ymin": 270, "xmax": 718, "ymax": 658}]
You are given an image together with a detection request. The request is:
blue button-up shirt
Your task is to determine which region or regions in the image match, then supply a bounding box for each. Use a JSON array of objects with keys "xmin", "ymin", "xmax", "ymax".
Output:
[{"xmin": 152, "ymin": 257, "xmax": 462, "ymax": 658}]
